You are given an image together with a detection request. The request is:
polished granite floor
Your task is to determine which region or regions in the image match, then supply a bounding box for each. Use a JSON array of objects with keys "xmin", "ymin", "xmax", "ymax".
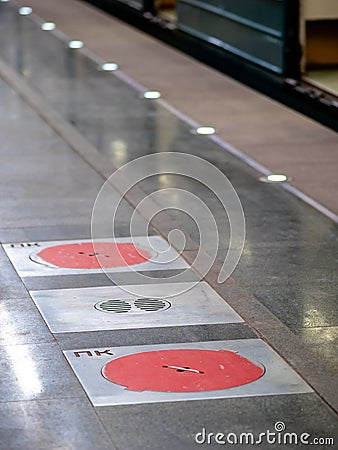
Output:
[
  {"xmin": 0, "ymin": 2, "xmax": 337, "ymax": 449},
  {"xmin": 12, "ymin": 0, "xmax": 338, "ymax": 217}
]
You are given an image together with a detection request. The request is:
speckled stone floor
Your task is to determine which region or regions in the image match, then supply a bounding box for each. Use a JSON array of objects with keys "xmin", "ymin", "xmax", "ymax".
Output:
[{"xmin": 0, "ymin": 1, "xmax": 337, "ymax": 449}]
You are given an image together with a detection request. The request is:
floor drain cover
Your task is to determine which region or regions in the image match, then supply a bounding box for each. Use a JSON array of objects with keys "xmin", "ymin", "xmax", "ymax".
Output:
[
  {"xmin": 94, "ymin": 298, "xmax": 171, "ymax": 314},
  {"xmin": 101, "ymin": 349, "xmax": 265, "ymax": 392},
  {"xmin": 95, "ymin": 299, "xmax": 132, "ymax": 313},
  {"xmin": 30, "ymin": 241, "xmax": 154, "ymax": 269},
  {"xmin": 135, "ymin": 298, "xmax": 170, "ymax": 312},
  {"xmin": 3, "ymin": 237, "xmax": 189, "ymax": 277},
  {"xmin": 63, "ymin": 339, "xmax": 313, "ymax": 406},
  {"xmin": 29, "ymin": 281, "xmax": 242, "ymax": 333}
]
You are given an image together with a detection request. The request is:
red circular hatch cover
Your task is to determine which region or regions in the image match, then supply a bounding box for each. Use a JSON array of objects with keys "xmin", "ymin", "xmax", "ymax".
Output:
[
  {"xmin": 32, "ymin": 242, "xmax": 154, "ymax": 269},
  {"xmin": 102, "ymin": 349, "xmax": 264, "ymax": 392}
]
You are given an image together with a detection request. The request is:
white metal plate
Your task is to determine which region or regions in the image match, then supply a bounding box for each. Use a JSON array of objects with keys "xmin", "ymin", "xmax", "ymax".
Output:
[
  {"xmin": 63, "ymin": 339, "xmax": 312, "ymax": 406},
  {"xmin": 29, "ymin": 282, "xmax": 243, "ymax": 333},
  {"xmin": 2, "ymin": 236, "xmax": 189, "ymax": 277}
]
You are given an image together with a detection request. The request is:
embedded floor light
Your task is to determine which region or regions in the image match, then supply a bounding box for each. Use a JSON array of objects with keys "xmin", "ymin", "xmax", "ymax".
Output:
[
  {"xmin": 267, "ymin": 174, "xmax": 288, "ymax": 182},
  {"xmin": 260, "ymin": 174, "xmax": 288, "ymax": 183},
  {"xmin": 196, "ymin": 126, "xmax": 215, "ymax": 135},
  {"xmin": 102, "ymin": 62, "xmax": 119, "ymax": 71},
  {"xmin": 1, "ymin": 0, "xmax": 10, "ymax": 3},
  {"xmin": 68, "ymin": 40, "xmax": 83, "ymax": 49},
  {"xmin": 41, "ymin": 22, "xmax": 56, "ymax": 31},
  {"xmin": 143, "ymin": 91, "xmax": 161, "ymax": 99},
  {"xmin": 19, "ymin": 6, "xmax": 32, "ymax": 15}
]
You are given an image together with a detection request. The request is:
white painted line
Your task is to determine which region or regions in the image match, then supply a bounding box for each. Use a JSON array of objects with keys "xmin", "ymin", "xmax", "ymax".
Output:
[{"xmin": 282, "ymin": 183, "xmax": 338, "ymax": 223}]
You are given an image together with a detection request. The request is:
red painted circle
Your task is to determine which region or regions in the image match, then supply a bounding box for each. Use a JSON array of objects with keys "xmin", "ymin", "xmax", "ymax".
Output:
[
  {"xmin": 34, "ymin": 242, "xmax": 153, "ymax": 269},
  {"xmin": 102, "ymin": 349, "xmax": 264, "ymax": 392}
]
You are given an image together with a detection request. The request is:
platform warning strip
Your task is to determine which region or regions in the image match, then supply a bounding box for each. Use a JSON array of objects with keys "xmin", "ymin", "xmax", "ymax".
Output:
[
  {"xmin": 29, "ymin": 281, "xmax": 243, "ymax": 333},
  {"xmin": 2, "ymin": 236, "xmax": 189, "ymax": 277},
  {"xmin": 63, "ymin": 340, "xmax": 312, "ymax": 406}
]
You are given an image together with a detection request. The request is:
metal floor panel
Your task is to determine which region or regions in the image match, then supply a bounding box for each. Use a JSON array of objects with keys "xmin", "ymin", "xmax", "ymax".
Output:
[
  {"xmin": 2, "ymin": 236, "xmax": 189, "ymax": 278},
  {"xmin": 63, "ymin": 339, "xmax": 312, "ymax": 406},
  {"xmin": 29, "ymin": 282, "xmax": 243, "ymax": 333}
]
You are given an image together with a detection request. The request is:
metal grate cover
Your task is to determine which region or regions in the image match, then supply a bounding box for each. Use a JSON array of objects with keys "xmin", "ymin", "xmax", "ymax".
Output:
[
  {"xmin": 95, "ymin": 299, "xmax": 132, "ymax": 313},
  {"xmin": 29, "ymin": 281, "xmax": 243, "ymax": 333},
  {"xmin": 94, "ymin": 298, "xmax": 171, "ymax": 314}
]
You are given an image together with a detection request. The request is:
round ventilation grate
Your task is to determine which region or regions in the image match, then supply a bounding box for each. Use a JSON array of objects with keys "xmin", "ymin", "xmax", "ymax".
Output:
[
  {"xmin": 94, "ymin": 298, "xmax": 171, "ymax": 314},
  {"xmin": 134, "ymin": 298, "xmax": 169, "ymax": 312},
  {"xmin": 95, "ymin": 299, "xmax": 132, "ymax": 313}
]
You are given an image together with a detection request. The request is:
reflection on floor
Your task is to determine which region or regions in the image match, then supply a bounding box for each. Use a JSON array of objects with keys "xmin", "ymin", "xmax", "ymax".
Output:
[
  {"xmin": 158, "ymin": 8, "xmax": 176, "ymax": 22},
  {"xmin": 306, "ymin": 68, "xmax": 338, "ymax": 95},
  {"xmin": 0, "ymin": 1, "xmax": 337, "ymax": 448}
]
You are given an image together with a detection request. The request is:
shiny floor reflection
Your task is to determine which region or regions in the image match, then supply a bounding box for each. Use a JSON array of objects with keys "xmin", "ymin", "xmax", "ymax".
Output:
[{"xmin": 0, "ymin": 2, "xmax": 337, "ymax": 369}]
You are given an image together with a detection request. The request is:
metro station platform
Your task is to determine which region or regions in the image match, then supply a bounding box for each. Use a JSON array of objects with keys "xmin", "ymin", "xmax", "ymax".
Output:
[{"xmin": 0, "ymin": 1, "xmax": 337, "ymax": 449}]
